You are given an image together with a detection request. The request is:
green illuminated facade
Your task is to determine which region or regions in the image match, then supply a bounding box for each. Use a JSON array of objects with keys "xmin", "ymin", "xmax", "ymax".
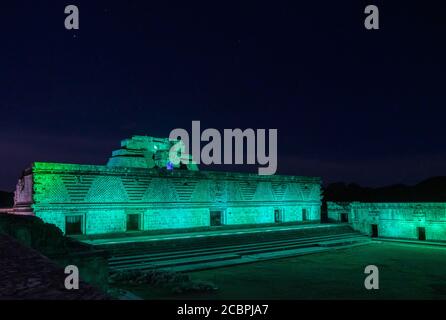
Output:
[
  {"xmin": 13, "ymin": 136, "xmax": 322, "ymax": 235},
  {"xmin": 328, "ymin": 201, "xmax": 446, "ymax": 241}
]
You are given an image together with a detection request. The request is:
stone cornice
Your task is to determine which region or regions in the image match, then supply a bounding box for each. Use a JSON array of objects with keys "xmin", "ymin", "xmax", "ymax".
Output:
[{"xmin": 31, "ymin": 162, "xmax": 321, "ymax": 184}]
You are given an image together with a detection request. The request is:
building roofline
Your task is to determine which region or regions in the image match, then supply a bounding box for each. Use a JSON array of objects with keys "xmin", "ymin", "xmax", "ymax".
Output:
[{"xmin": 30, "ymin": 162, "xmax": 321, "ymax": 183}]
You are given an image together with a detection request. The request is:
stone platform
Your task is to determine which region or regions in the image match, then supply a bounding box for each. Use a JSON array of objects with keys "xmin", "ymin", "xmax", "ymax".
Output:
[
  {"xmin": 86, "ymin": 223, "xmax": 366, "ymax": 273},
  {"xmin": 80, "ymin": 223, "xmax": 343, "ymax": 246}
]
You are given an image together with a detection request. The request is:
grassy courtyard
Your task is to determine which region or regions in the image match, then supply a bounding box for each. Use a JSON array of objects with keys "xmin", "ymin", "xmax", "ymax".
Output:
[{"xmin": 124, "ymin": 242, "xmax": 446, "ymax": 300}]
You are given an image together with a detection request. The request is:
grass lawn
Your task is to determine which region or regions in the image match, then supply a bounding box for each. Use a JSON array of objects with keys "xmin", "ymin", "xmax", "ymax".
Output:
[{"xmin": 124, "ymin": 242, "xmax": 446, "ymax": 300}]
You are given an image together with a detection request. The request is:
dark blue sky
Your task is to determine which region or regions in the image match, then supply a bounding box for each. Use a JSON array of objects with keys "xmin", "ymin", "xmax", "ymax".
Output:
[{"xmin": 1, "ymin": 1, "xmax": 446, "ymax": 190}]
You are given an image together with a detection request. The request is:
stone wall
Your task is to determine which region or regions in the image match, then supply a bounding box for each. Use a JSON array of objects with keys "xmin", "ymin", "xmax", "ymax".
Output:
[
  {"xmin": 0, "ymin": 235, "xmax": 107, "ymax": 300},
  {"xmin": 345, "ymin": 202, "xmax": 446, "ymax": 241},
  {"xmin": 13, "ymin": 172, "xmax": 34, "ymax": 215},
  {"xmin": 143, "ymin": 208, "xmax": 210, "ymax": 231},
  {"xmin": 17, "ymin": 162, "xmax": 321, "ymax": 235},
  {"xmin": 327, "ymin": 202, "xmax": 351, "ymax": 222},
  {"xmin": 0, "ymin": 215, "xmax": 109, "ymax": 291}
]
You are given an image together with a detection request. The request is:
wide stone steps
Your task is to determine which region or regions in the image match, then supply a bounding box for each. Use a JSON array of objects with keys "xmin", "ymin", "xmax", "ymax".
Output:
[
  {"xmin": 98, "ymin": 224, "xmax": 355, "ymax": 257},
  {"xmin": 109, "ymin": 232, "xmax": 360, "ymax": 264},
  {"xmin": 108, "ymin": 232, "xmax": 370, "ymax": 273}
]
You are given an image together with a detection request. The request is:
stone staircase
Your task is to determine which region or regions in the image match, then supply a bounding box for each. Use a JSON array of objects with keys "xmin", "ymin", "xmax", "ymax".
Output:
[{"xmin": 94, "ymin": 224, "xmax": 371, "ymax": 273}]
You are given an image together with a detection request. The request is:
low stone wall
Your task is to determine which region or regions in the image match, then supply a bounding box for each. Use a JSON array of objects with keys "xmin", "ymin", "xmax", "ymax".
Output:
[
  {"xmin": 342, "ymin": 202, "xmax": 446, "ymax": 241},
  {"xmin": 327, "ymin": 201, "xmax": 446, "ymax": 241},
  {"xmin": 0, "ymin": 234, "xmax": 108, "ymax": 300},
  {"xmin": 50, "ymin": 249, "xmax": 109, "ymax": 291},
  {"xmin": 0, "ymin": 214, "xmax": 109, "ymax": 290}
]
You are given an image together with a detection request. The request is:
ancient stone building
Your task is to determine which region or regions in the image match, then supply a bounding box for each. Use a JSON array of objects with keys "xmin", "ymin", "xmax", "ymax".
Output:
[
  {"xmin": 13, "ymin": 136, "xmax": 322, "ymax": 235},
  {"xmin": 327, "ymin": 201, "xmax": 446, "ymax": 241},
  {"xmin": 327, "ymin": 202, "xmax": 351, "ymax": 223}
]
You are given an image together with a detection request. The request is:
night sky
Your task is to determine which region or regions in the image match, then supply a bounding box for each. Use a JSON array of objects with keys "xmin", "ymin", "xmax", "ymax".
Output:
[{"xmin": 1, "ymin": 1, "xmax": 446, "ymax": 191}]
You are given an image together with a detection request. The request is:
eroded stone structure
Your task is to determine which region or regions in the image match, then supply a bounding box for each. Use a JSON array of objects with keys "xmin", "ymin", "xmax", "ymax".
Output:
[
  {"xmin": 328, "ymin": 201, "xmax": 446, "ymax": 241},
  {"xmin": 14, "ymin": 136, "xmax": 322, "ymax": 235},
  {"xmin": 327, "ymin": 202, "xmax": 351, "ymax": 223}
]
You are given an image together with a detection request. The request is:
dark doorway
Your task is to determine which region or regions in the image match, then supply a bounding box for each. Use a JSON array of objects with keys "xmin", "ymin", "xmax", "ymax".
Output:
[
  {"xmin": 341, "ymin": 213, "xmax": 349, "ymax": 223},
  {"xmin": 371, "ymin": 224, "xmax": 379, "ymax": 238},
  {"xmin": 302, "ymin": 208, "xmax": 307, "ymax": 221},
  {"xmin": 65, "ymin": 215, "xmax": 83, "ymax": 235},
  {"xmin": 210, "ymin": 211, "xmax": 223, "ymax": 226},
  {"xmin": 417, "ymin": 227, "xmax": 426, "ymax": 241},
  {"xmin": 127, "ymin": 214, "xmax": 141, "ymax": 231},
  {"xmin": 274, "ymin": 209, "xmax": 282, "ymax": 223}
]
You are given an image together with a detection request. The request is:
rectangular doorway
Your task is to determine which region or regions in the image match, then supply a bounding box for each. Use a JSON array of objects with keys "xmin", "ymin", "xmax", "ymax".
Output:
[
  {"xmin": 371, "ymin": 224, "xmax": 379, "ymax": 238},
  {"xmin": 274, "ymin": 209, "xmax": 282, "ymax": 223},
  {"xmin": 127, "ymin": 214, "xmax": 141, "ymax": 231},
  {"xmin": 210, "ymin": 211, "xmax": 223, "ymax": 227},
  {"xmin": 417, "ymin": 227, "xmax": 426, "ymax": 241},
  {"xmin": 302, "ymin": 208, "xmax": 308, "ymax": 221},
  {"xmin": 65, "ymin": 215, "xmax": 83, "ymax": 235},
  {"xmin": 341, "ymin": 213, "xmax": 349, "ymax": 223}
]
